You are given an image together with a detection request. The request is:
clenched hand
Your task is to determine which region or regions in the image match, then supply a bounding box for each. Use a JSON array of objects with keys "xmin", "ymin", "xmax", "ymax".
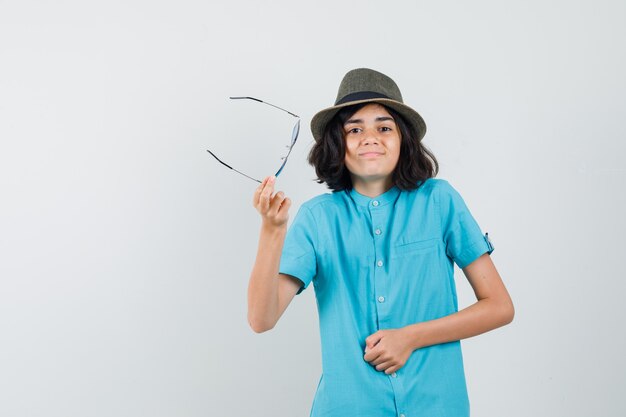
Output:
[{"xmin": 363, "ymin": 327, "xmax": 415, "ymax": 375}]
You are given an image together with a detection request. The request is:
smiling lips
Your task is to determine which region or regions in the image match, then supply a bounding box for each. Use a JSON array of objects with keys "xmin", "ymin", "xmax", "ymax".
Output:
[{"xmin": 359, "ymin": 151, "xmax": 385, "ymax": 158}]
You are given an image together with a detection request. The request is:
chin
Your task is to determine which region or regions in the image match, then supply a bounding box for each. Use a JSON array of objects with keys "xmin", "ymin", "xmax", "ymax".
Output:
[{"xmin": 359, "ymin": 172, "xmax": 392, "ymax": 182}]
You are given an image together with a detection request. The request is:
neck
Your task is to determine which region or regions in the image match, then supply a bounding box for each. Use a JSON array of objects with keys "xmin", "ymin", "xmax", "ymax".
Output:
[{"xmin": 351, "ymin": 176, "xmax": 394, "ymax": 198}]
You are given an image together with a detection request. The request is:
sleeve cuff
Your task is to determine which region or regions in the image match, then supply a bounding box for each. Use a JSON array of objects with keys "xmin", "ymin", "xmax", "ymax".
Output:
[
  {"xmin": 279, "ymin": 260, "xmax": 313, "ymax": 295},
  {"xmin": 456, "ymin": 232, "xmax": 495, "ymax": 269}
]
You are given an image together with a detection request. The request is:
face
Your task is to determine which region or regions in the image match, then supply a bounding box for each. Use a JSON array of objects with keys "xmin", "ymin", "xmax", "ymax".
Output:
[{"xmin": 343, "ymin": 103, "xmax": 401, "ymax": 189}]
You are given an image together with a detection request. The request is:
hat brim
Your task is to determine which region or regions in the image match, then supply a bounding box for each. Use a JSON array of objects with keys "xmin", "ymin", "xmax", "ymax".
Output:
[{"xmin": 310, "ymin": 98, "xmax": 427, "ymax": 143}]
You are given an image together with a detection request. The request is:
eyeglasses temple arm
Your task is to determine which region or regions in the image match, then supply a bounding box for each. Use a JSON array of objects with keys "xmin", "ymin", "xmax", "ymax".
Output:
[
  {"xmin": 206, "ymin": 150, "xmax": 262, "ymax": 183},
  {"xmin": 230, "ymin": 96, "xmax": 300, "ymax": 118}
]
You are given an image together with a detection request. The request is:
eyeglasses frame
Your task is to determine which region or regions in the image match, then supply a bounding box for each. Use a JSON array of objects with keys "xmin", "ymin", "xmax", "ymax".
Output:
[{"xmin": 206, "ymin": 96, "xmax": 300, "ymax": 183}]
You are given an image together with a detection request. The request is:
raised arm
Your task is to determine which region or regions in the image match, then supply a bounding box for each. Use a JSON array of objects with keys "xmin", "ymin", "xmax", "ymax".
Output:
[{"xmin": 248, "ymin": 176, "xmax": 302, "ymax": 333}]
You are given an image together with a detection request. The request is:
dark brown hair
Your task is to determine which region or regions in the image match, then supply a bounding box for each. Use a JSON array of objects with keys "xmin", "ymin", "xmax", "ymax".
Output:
[{"xmin": 308, "ymin": 103, "xmax": 439, "ymax": 191}]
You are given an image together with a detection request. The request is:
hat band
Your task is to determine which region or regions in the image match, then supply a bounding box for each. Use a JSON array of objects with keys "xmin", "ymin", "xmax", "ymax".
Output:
[{"xmin": 335, "ymin": 91, "xmax": 391, "ymax": 105}]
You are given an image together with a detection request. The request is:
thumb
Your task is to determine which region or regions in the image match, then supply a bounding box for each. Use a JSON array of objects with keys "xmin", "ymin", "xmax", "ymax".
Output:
[{"xmin": 365, "ymin": 331, "xmax": 383, "ymax": 351}]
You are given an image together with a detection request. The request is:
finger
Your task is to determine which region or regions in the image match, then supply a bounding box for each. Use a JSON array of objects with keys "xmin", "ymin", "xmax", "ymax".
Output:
[
  {"xmin": 364, "ymin": 348, "xmax": 382, "ymax": 363},
  {"xmin": 384, "ymin": 365, "xmax": 400, "ymax": 375},
  {"xmin": 269, "ymin": 191, "xmax": 287, "ymax": 215},
  {"xmin": 365, "ymin": 332, "xmax": 383, "ymax": 350},
  {"xmin": 375, "ymin": 361, "xmax": 393, "ymax": 372},
  {"xmin": 253, "ymin": 177, "xmax": 270, "ymax": 207},
  {"xmin": 371, "ymin": 354, "xmax": 388, "ymax": 366},
  {"xmin": 279, "ymin": 197, "xmax": 292, "ymax": 215},
  {"xmin": 259, "ymin": 176, "xmax": 275, "ymax": 211}
]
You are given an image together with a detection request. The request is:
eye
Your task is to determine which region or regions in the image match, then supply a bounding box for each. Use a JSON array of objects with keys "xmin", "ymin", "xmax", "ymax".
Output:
[
  {"xmin": 380, "ymin": 126, "xmax": 393, "ymax": 132},
  {"xmin": 346, "ymin": 127, "xmax": 362, "ymax": 134}
]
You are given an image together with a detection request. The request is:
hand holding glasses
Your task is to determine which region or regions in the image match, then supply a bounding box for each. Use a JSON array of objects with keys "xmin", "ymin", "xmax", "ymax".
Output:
[{"xmin": 207, "ymin": 97, "xmax": 300, "ymax": 183}]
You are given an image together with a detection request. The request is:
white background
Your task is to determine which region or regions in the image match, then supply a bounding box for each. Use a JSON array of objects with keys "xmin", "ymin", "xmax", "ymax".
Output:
[{"xmin": 1, "ymin": 1, "xmax": 625, "ymax": 416}]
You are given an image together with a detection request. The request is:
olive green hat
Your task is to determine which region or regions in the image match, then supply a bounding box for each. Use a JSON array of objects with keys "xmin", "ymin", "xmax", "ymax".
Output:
[{"xmin": 310, "ymin": 68, "xmax": 427, "ymax": 142}]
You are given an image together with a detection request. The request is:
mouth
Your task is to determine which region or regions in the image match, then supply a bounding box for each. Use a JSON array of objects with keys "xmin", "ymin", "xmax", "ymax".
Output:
[{"xmin": 359, "ymin": 151, "xmax": 384, "ymax": 157}]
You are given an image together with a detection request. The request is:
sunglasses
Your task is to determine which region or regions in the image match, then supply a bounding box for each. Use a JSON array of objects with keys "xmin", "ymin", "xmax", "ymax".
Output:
[{"xmin": 207, "ymin": 96, "xmax": 300, "ymax": 183}]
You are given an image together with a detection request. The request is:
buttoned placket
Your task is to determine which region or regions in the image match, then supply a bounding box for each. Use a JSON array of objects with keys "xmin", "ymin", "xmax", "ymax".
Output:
[
  {"xmin": 369, "ymin": 199, "xmax": 390, "ymax": 329},
  {"xmin": 367, "ymin": 197, "xmax": 408, "ymax": 417}
]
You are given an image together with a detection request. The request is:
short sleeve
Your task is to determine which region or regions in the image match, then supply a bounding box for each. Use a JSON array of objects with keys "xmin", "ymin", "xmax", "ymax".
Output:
[
  {"xmin": 438, "ymin": 180, "xmax": 495, "ymax": 268},
  {"xmin": 279, "ymin": 205, "xmax": 318, "ymax": 295}
]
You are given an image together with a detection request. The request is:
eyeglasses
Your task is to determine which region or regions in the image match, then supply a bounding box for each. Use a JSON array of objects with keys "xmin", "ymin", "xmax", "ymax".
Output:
[{"xmin": 207, "ymin": 96, "xmax": 300, "ymax": 183}]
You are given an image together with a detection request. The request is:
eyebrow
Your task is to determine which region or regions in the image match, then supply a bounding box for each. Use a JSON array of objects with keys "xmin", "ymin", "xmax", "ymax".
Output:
[{"xmin": 344, "ymin": 116, "xmax": 395, "ymax": 126}]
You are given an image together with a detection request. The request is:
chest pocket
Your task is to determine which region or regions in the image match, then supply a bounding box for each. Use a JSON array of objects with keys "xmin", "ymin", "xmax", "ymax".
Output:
[{"xmin": 391, "ymin": 237, "xmax": 439, "ymax": 258}]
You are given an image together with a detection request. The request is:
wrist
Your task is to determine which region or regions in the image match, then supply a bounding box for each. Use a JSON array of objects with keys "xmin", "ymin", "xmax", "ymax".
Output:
[
  {"xmin": 405, "ymin": 322, "xmax": 426, "ymax": 351},
  {"xmin": 260, "ymin": 222, "xmax": 288, "ymax": 236}
]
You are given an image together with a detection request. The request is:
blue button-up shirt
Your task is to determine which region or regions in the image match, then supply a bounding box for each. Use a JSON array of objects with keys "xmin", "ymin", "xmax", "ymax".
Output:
[{"xmin": 279, "ymin": 178, "xmax": 494, "ymax": 417}]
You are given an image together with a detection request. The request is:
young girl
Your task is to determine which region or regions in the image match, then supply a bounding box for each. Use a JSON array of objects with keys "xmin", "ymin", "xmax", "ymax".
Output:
[{"xmin": 247, "ymin": 68, "xmax": 514, "ymax": 417}]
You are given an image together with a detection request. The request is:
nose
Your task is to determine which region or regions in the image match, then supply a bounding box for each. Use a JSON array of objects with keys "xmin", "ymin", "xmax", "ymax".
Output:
[{"xmin": 361, "ymin": 127, "xmax": 380, "ymax": 146}]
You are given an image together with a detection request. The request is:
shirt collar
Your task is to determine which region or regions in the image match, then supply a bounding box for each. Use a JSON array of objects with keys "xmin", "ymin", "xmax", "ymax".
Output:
[{"xmin": 347, "ymin": 185, "xmax": 401, "ymax": 209}]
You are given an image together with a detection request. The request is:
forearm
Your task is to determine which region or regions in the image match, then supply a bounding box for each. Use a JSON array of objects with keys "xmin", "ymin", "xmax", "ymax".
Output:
[
  {"xmin": 405, "ymin": 297, "xmax": 514, "ymax": 350},
  {"xmin": 247, "ymin": 223, "xmax": 287, "ymax": 332}
]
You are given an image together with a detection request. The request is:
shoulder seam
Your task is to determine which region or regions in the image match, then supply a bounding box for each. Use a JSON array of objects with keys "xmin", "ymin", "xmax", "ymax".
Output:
[{"xmin": 302, "ymin": 192, "xmax": 341, "ymax": 210}]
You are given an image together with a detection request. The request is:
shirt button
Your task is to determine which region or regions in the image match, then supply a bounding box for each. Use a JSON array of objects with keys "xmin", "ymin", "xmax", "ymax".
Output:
[
  {"xmin": 391, "ymin": 372, "xmax": 397, "ymax": 378},
  {"xmin": 377, "ymin": 260, "xmax": 383, "ymax": 267},
  {"xmin": 372, "ymin": 200, "xmax": 379, "ymax": 207},
  {"xmin": 400, "ymin": 414, "xmax": 406, "ymax": 417},
  {"xmin": 378, "ymin": 296, "xmax": 385, "ymax": 303},
  {"xmin": 375, "ymin": 228, "xmax": 382, "ymax": 235}
]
